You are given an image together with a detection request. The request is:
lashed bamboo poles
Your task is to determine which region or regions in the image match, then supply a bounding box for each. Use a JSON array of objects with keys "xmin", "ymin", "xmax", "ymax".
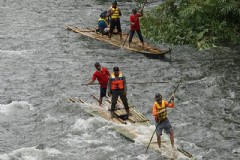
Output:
[
  {"xmin": 68, "ymin": 95, "xmax": 151, "ymax": 126},
  {"xmin": 105, "ymin": 95, "xmax": 151, "ymax": 125},
  {"xmin": 67, "ymin": 97, "xmax": 193, "ymax": 158}
]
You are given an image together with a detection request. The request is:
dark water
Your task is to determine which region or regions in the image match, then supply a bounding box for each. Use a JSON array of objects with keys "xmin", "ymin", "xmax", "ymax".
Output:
[{"xmin": 0, "ymin": 0, "xmax": 240, "ymax": 159}]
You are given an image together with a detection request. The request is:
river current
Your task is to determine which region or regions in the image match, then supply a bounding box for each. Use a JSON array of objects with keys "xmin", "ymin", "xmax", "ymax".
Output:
[{"xmin": 0, "ymin": 0, "xmax": 239, "ymax": 160}]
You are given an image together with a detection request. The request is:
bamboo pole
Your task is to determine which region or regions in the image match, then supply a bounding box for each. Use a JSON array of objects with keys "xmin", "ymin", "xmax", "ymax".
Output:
[
  {"xmin": 82, "ymin": 81, "xmax": 169, "ymax": 86},
  {"xmin": 68, "ymin": 98, "xmax": 75, "ymax": 103}
]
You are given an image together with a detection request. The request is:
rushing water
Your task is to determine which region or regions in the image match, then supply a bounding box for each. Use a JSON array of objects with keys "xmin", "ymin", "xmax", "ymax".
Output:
[{"xmin": 0, "ymin": 0, "xmax": 240, "ymax": 160}]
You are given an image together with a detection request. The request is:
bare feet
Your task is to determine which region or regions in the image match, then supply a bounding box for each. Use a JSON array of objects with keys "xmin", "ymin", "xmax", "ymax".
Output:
[
  {"xmin": 142, "ymin": 43, "xmax": 145, "ymax": 50},
  {"xmin": 111, "ymin": 112, "xmax": 114, "ymax": 118},
  {"xmin": 172, "ymin": 147, "xmax": 177, "ymax": 158}
]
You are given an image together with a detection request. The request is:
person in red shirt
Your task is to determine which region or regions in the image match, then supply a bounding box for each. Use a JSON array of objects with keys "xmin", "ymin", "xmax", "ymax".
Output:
[
  {"xmin": 87, "ymin": 62, "xmax": 110, "ymax": 106},
  {"xmin": 128, "ymin": 8, "xmax": 144, "ymax": 49}
]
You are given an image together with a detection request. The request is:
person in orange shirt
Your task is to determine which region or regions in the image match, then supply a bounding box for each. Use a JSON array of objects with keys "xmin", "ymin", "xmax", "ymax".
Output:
[{"xmin": 152, "ymin": 93, "xmax": 175, "ymax": 149}]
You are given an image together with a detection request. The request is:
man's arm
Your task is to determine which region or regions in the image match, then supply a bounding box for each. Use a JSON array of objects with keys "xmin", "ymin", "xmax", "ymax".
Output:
[
  {"xmin": 86, "ymin": 73, "xmax": 96, "ymax": 85},
  {"xmin": 152, "ymin": 104, "xmax": 158, "ymax": 117},
  {"xmin": 107, "ymin": 7, "xmax": 112, "ymax": 17},
  {"xmin": 138, "ymin": 8, "xmax": 143, "ymax": 17},
  {"xmin": 118, "ymin": 8, "xmax": 122, "ymax": 16},
  {"xmin": 165, "ymin": 99, "xmax": 174, "ymax": 108},
  {"xmin": 86, "ymin": 79, "xmax": 94, "ymax": 85}
]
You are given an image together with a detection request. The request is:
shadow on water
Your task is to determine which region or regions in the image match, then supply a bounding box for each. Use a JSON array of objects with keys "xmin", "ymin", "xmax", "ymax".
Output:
[
  {"xmin": 144, "ymin": 54, "xmax": 169, "ymax": 61},
  {"xmin": 143, "ymin": 51, "xmax": 172, "ymax": 62}
]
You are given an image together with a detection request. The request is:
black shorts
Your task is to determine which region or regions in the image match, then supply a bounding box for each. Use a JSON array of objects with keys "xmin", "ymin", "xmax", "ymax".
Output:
[
  {"xmin": 109, "ymin": 18, "xmax": 122, "ymax": 33},
  {"xmin": 100, "ymin": 88, "xmax": 107, "ymax": 98}
]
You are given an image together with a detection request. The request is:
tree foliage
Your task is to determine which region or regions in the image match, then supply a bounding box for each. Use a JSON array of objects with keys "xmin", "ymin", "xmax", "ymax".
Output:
[{"xmin": 141, "ymin": 0, "xmax": 240, "ymax": 49}]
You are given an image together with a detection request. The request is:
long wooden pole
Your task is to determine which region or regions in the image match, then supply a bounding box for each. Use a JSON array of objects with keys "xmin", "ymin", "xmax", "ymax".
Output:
[
  {"xmin": 82, "ymin": 81, "xmax": 168, "ymax": 86},
  {"xmin": 145, "ymin": 125, "xmax": 158, "ymax": 154},
  {"xmin": 128, "ymin": 81, "xmax": 169, "ymax": 84}
]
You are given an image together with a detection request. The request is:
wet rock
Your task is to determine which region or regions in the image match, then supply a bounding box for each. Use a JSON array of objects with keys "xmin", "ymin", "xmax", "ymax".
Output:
[{"xmin": 36, "ymin": 143, "xmax": 45, "ymax": 150}]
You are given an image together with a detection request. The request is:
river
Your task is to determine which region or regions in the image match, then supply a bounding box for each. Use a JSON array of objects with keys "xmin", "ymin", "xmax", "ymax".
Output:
[{"xmin": 0, "ymin": 0, "xmax": 239, "ymax": 159}]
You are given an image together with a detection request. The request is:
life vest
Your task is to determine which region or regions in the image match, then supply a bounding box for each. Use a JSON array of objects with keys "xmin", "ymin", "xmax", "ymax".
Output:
[
  {"xmin": 111, "ymin": 7, "xmax": 120, "ymax": 19},
  {"xmin": 98, "ymin": 18, "xmax": 108, "ymax": 25},
  {"xmin": 154, "ymin": 100, "xmax": 167, "ymax": 122},
  {"xmin": 110, "ymin": 72, "xmax": 124, "ymax": 90}
]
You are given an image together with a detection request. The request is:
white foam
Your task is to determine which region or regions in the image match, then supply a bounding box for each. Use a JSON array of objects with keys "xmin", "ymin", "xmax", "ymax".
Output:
[
  {"xmin": 0, "ymin": 49, "xmax": 36, "ymax": 56},
  {"xmin": 43, "ymin": 114, "xmax": 59, "ymax": 124},
  {"xmin": 44, "ymin": 148, "xmax": 62, "ymax": 156},
  {"xmin": 0, "ymin": 101, "xmax": 33, "ymax": 115},
  {"xmin": 117, "ymin": 123, "xmax": 160, "ymax": 144},
  {"xmin": 71, "ymin": 118, "xmax": 92, "ymax": 131},
  {"xmin": 99, "ymin": 146, "xmax": 115, "ymax": 152},
  {"xmin": 181, "ymin": 101, "xmax": 190, "ymax": 105},
  {"xmin": 232, "ymin": 147, "xmax": 240, "ymax": 155},
  {"xmin": 174, "ymin": 122, "xmax": 192, "ymax": 127},
  {"xmin": 63, "ymin": 131, "xmax": 103, "ymax": 149},
  {"xmin": 228, "ymin": 91, "xmax": 235, "ymax": 98},
  {"xmin": 136, "ymin": 154, "xmax": 149, "ymax": 160},
  {"xmin": 0, "ymin": 146, "xmax": 62, "ymax": 160}
]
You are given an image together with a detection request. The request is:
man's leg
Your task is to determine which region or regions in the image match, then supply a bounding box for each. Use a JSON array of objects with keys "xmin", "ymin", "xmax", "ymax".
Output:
[
  {"xmin": 119, "ymin": 93, "xmax": 129, "ymax": 115},
  {"xmin": 99, "ymin": 97, "xmax": 103, "ymax": 106},
  {"xmin": 99, "ymin": 88, "xmax": 107, "ymax": 106},
  {"xmin": 137, "ymin": 29, "xmax": 144, "ymax": 49},
  {"xmin": 157, "ymin": 134, "xmax": 161, "ymax": 148},
  {"xmin": 108, "ymin": 20, "xmax": 114, "ymax": 39},
  {"xmin": 156, "ymin": 122, "xmax": 163, "ymax": 148},
  {"xmin": 116, "ymin": 19, "xmax": 122, "ymax": 41},
  {"xmin": 128, "ymin": 30, "xmax": 135, "ymax": 48},
  {"xmin": 169, "ymin": 130, "xmax": 174, "ymax": 148},
  {"xmin": 119, "ymin": 32, "xmax": 123, "ymax": 41},
  {"xmin": 104, "ymin": 28, "xmax": 110, "ymax": 35},
  {"xmin": 164, "ymin": 119, "xmax": 174, "ymax": 148},
  {"xmin": 111, "ymin": 93, "xmax": 118, "ymax": 116}
]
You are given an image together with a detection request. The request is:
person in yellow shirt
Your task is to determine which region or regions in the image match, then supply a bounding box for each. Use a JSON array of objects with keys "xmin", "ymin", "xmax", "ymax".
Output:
[
  {"xmin": 107, "ymin": 0, "xmax": 122, "ymax": 40},
  {"xmin": 152, "ymin": 93, "xmax": 175, "ymax": 148}
]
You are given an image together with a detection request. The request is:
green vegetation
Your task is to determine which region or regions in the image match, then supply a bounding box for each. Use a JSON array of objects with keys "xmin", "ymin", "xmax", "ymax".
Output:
[{"xmin": 141, "ymin": 0, "xmax": 240, "ymax": 49}]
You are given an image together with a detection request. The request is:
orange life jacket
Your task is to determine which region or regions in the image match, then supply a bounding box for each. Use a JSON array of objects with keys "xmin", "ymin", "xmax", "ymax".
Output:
[
  {"xmin": 110, "ymin": 72, "xmax": 124, "ymax": 90},
  {"xmin": 154, "ymin": 100, "xmax": 167, "ymax": 122}
]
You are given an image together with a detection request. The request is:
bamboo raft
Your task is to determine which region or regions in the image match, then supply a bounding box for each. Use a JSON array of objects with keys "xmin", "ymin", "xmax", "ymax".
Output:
[
  {"xmin": 68, "ymin": 95, "xmax": 193, "ymax": 159},
  {"xmin": 65, "ymin": 25, "xmax": 171, "ymax": 57}
]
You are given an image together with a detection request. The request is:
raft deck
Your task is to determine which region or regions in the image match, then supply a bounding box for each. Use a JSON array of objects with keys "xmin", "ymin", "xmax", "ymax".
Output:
[
  {"xmin": 65, "ymin": 25, "xmax": 170, "ymax": 57},
  {"xmin": 68, "ymin": 95, "xmax": 193, "ymax": 159}
]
